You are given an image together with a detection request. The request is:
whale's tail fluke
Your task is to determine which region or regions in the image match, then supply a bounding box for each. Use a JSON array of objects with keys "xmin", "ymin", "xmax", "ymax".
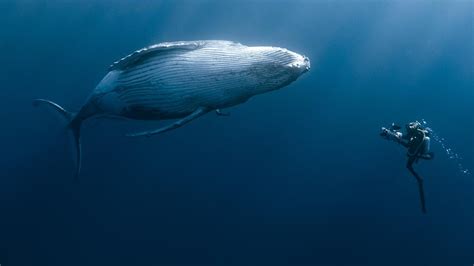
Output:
[{"xmin": 33, "ymin": 99, "xmax": 82, "ymax": 180}]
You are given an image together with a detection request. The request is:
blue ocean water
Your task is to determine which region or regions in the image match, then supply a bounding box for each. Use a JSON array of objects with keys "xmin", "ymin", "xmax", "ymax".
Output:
[{"xmin": 0, "ymin": 1, "xmax": 473, "ymax": 265}]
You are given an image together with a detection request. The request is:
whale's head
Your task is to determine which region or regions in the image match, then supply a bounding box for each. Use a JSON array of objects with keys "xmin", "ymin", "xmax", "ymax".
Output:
[
  {"xmin": 248, "ymin": 46, "xmax": 310, "ymax": 95},
  {"xmin": 285, "ymin": 50, "xmax": 311, "ymax": 75}
]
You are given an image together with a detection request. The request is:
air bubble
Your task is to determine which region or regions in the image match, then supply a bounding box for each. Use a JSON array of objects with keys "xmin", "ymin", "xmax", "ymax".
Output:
[{"xmin": 422, "ymin": 119, "xmax": 471, "ymax": 176}]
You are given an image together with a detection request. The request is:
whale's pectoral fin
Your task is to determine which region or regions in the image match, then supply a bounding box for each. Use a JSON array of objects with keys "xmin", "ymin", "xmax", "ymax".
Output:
[
  {"xmin": 215, "ymin": 109, "xmax": 230, "ymax": 116},
  {"xmin": 127, "ymin": 107, "xmax": 210, "ymax": 137}
]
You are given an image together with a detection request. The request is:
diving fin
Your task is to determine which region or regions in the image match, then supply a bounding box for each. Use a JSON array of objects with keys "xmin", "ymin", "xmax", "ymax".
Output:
[{"xmin": 417, "ymin": 179, "xmax": 427, "ymax": 214}]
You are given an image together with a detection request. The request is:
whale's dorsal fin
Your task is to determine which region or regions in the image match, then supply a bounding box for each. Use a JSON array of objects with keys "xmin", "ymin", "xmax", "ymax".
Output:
[{"xmin": 109, "ymin": 41, "xmax": 203, "ymax": 71}]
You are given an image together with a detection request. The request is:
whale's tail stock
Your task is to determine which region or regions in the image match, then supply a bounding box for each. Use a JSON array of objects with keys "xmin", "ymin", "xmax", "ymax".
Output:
[{"xmin": 33, "ymin": 99, "xmax": 82, "ymax": 180}]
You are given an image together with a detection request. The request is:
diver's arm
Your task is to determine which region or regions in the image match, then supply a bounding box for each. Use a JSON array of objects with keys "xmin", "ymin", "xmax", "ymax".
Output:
[
  {"xmin": 392, "ymin": 132, "xmax": 410, "ymax": 148},
  {"xmin": 381, "ymin": 128, "xmax": 405, "ymax": 145}
]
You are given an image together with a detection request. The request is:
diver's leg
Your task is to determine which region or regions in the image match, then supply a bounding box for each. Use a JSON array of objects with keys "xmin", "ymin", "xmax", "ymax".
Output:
[
  {"xmin": 407, "ymin": 157, "xmax": 422, "ymax": 182},
  {"xmin": 407, "ymin": 158, "xmax": 427, "ymax": 214}
]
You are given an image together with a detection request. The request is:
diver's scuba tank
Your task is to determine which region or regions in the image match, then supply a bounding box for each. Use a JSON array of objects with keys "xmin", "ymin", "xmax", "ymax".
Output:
[
  {"xmin": 422, "ymin": 135, "xmax": 431, "ymax": 154},
  {"xmin": 407, "ymin": 127, "xmax": 432, "ymax": 159}
]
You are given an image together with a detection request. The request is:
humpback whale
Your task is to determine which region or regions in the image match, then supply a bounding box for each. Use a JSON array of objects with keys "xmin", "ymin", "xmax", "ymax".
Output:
[{"xmin": 34, "ymin": 40, "xmax": 310, "ymax": 178}]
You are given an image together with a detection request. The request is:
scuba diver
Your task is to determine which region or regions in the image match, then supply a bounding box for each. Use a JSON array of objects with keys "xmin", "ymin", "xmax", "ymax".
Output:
[{"xmin": 380, "ymin": 121, "xmax": 434, "ymax": 214}]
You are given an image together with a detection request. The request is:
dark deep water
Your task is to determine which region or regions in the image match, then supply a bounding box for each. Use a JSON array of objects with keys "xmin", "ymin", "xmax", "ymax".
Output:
[{"xmin": 1, "ymin": 1, "xmax": 473, "ymax": 265}]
